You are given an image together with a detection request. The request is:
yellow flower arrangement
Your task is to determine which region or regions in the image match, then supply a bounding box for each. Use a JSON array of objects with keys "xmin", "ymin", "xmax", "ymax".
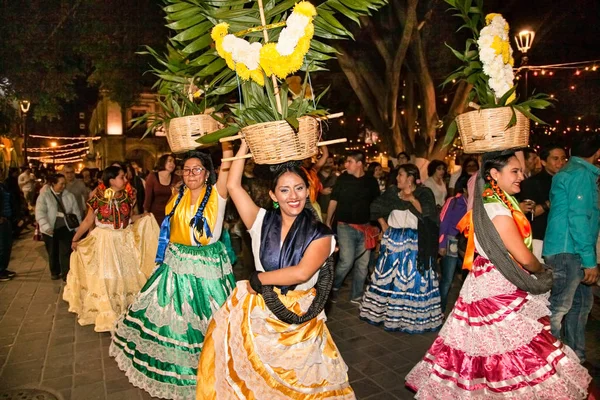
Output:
[{"xmin": 210, "ymin": 1, "xmax": 317, "ymax": 85}]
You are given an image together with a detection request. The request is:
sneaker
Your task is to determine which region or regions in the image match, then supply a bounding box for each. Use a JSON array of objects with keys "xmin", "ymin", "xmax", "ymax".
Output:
[
  {"xmin": 5, "ymin": 270, "xmax": 16, "ymax": 278},
  {"xmin": 350, "ymin": 297, "xmax": 362, "ymax": 306},
  {"xmin": 0, "ymin": 272, "xmax": 13, "ymax": 282}
]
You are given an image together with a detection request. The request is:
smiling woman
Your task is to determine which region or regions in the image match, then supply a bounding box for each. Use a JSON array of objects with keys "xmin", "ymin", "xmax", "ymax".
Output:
[
  {"xmin": 196, "ymin": 142, "xmax": 354, "ymax": 399},
  {"xmin": 406, "ymin": 149, "xmax": 591, "ymax": 399}
]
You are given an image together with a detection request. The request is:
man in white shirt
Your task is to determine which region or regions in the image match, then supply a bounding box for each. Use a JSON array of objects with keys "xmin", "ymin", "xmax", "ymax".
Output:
[{"xmin": 18, "ymin": 167, "xmax": 35, "ymax": 208}]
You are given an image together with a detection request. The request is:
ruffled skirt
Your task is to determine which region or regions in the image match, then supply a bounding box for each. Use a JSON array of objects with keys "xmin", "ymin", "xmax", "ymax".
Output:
[
  {"xmin": 196, "ymin": 282, "xmax": 355, "ymax": 399},
  {"xmin": 405, "ymin": 256, "xmax": 591, "ymax": 399},
  {"xmin": 359, "ymin": 227, "xmax": 443, "ymax": 333},
  {"xmin": 109, "ymin": 241, "xmax": 235, "ymax": 400},
  {"xmin": 63, "ymin": 215, "xmax": 159, "ymax": 332}
]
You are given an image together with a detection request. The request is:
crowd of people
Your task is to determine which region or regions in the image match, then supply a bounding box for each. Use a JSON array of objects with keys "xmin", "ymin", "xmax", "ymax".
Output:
[{"xmin": 0, "ymin": 133, "xmax": 598, "ymax": 399}]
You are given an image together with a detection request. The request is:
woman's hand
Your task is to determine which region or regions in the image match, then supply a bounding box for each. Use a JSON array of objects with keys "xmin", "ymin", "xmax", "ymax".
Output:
[{"xmin": 71, "ymin": 241, "xmax": 78, "ymax": 251}]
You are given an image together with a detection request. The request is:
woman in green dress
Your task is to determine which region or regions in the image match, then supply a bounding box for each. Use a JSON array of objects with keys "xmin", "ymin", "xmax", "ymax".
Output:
[{"xmin": 109, "ymin": 144, "xmax": 236, "ymax": 400}]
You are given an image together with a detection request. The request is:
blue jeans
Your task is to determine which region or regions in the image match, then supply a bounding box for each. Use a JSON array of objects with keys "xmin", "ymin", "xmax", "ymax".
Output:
[
  {"xmin": 333, "ymin": 223, "xmax": 371, "ymax": 300},
  {"xmin": 545, "ymin": 253, "xmax": 593, "ymax": 362},
  {"xmin": 439, "ymin": 255, "xmax": 462, "ymax": 313}
]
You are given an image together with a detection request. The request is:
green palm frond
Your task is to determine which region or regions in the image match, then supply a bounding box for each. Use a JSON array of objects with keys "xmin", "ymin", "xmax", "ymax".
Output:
[{"xmin": 150, "ymin": 0, "xmax": 388, "ymax": 95}]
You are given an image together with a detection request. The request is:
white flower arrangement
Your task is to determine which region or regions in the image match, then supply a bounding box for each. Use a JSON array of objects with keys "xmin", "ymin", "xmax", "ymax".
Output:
[
  {"xmin": 441, "ymin": 0, "xmax": 554, "ymax": 147},
  {"xmin": 211, "ymin": 1, "xmax": 317, "ymax": 85},
  {"xmin": 477, "ymin": 14, "xmax": 515, "ymax": 100}
]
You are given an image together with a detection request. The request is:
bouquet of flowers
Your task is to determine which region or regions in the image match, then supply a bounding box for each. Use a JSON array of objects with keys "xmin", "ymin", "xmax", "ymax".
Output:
[
  {"xmin": 196, "ymin": 1, "xmax": 329, "ymax": 150},
  {"xmin": 442, "ymin": 0, "xmax": 553, "ymax": 150}
]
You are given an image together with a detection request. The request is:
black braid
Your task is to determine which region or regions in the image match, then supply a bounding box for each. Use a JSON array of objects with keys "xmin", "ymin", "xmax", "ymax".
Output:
[
  {"xmin": 166, "ymin": 184, "xmax": 186, "ymax": 219},
  {"xmin": 190, "ymin": 184, "xmax": 212, "ymax": 241},
  {"xmin": 261, "ymin": 256, "xmax": 334, "ymax": 325}
]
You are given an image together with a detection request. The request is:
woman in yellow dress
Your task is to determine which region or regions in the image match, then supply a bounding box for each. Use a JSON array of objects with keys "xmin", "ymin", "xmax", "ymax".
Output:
[
  {"xmin": 197, "ymin": 141, "xmax": 355, "ymax": 400},
  {"xmin": 63, "ymin": 166, "xmax": 159, "ymax": 332}
]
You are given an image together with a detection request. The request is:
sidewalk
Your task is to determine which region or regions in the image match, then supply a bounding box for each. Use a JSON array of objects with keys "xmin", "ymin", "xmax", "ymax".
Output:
[{"xmin": 0, "ymin": 236, "xmax": 598, "ymax": 400}]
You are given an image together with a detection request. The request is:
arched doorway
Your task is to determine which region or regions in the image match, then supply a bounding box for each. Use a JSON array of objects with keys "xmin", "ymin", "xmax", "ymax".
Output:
[{"xmin": 125, "ymin": 148, "xmax": 155, "ymax": 175}]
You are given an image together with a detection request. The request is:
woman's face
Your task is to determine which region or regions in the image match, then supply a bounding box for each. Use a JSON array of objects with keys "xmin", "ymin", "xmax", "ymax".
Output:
[
  {"xmin": 396, "ymin": 169, "xmax": 414, "ymax": 191},
  {"xmin": 270, "ymin": 172, "xmax": 308, "ymax": 218},
  {"xmin": 109, "ymin": 170, "xmax": 127, "ymax": 191},
  {"xmin": 434, "ymin": 165, "xmax": 446, "ymax": 179},
  {"xmin": 490, "ymin": 156, "xmax": 524, "ymax": 195},
  {"xmin": 182, "ymin": 158, "xmax": 208, "ymax": 190},
  {"xmin": 373, "ymin": 166, "xmax": 383, "ymax": 179},
  {"xmin": 52, "ymin": 177, "xmax": 66, "ymax": 193},
  {"xmin": 465, "ymin": 161, "xmax": 479, "ymax": 175},
  {"xmin": 165, "ymin": 156, "xmax": 176, "ymax": 173},
  {"xmin": 397, "ymin": 154, "xmax": 409, "ymax": 164}
]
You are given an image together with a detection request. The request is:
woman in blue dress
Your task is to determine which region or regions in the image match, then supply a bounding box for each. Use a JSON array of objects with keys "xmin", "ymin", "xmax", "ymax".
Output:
[{"xmin": 359, "ymin": 163, "xmax": 443, "ymax": 333}]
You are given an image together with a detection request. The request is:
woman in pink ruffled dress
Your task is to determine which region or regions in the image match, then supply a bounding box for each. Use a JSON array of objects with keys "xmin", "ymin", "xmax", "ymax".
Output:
[{"xmin": 406, "ymin": 149, "xmax": 591, "ymax": 399}]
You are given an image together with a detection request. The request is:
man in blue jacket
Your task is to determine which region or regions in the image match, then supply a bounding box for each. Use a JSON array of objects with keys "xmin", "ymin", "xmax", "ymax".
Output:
[{"xmin": 543, "ymin": 134, "xmax": 600, "ymax": 363}]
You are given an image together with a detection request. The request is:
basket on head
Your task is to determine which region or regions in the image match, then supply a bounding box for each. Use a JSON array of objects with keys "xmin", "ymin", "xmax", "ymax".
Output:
[
  {"xmin": 456, "ymin": 107, "xmax": 530, "ymax": 154},
  {"xmin": 166, "ymin": 115, "xmax": 222, "ymax": 153},
  {"xmin": 240, "ymin": 116, "xmax": 320, "ymax": 164}
]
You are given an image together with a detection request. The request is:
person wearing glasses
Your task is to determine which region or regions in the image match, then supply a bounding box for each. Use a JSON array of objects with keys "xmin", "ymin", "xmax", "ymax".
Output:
[
  {"xmin": 110, "ymin": 144, "xmax": 236, "ymax": 400},
  {"xmin": 63, "ymin": 166, "xmax": 160, "ymax": 331}
]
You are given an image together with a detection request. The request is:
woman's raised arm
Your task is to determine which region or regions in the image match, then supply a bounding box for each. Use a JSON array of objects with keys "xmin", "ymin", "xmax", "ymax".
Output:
[
  {"xmin": 226, "ymin": 141, "xmax": 260, "ymax": 230},
  {"xmin": 215, "ymin": 141, "xmax": 234, "ymax": 199}
]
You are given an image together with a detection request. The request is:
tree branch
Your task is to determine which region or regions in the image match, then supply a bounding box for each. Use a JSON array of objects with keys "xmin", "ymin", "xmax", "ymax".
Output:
[
  {"xmin": 387, "ymin": 0, "xmax": 418, "ymax": 130},
  {"xmin": 337, "ymin": 49, "xmax": 389, "ymax": 142},
  {"xmin": 360, "ymin": 16, "xmax": 392, "ymax": 70}
]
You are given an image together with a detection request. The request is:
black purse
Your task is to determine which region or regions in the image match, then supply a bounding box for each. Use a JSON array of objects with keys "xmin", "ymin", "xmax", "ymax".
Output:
[{"xmin": 51, "ymin": 192, "xmax": 80, "ymax": 230}]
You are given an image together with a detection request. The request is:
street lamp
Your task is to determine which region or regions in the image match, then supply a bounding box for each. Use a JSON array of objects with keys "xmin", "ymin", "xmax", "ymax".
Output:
[
  {"xmin": 19, "ymin": 100, "xmax": 31, "ymax": 164},
  {"xmin": 514, "ymin": 30, "xmax": 535, "ymax": 98}
]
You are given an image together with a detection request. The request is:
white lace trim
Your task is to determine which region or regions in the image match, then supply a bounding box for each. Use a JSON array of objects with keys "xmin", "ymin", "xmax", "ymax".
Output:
[
  {"xmin": 112, "ymin": 324, "xmax": 199, "ymax": 368},
  {"xmin": 406, "ymin": 353, "xmax": 590, "ymax": 400},
  {"xmin": 165, "ymin": 243, "xmax": 233, "ymax": 278},
  {"xmin": 111, "ymin": 344, "xmax": 198, "ymax": 400},
  {"xmin": 460, "ymin": 262, "xmax": 520, "ymax": 303},
  {"xmin": 439, "ymin": 294, "xmax": 551, "ymax": 356}
]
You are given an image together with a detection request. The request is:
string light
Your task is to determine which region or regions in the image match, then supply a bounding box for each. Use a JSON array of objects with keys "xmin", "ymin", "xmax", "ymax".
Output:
[
  {"xmin": 29, "ymin": 146, "xmax": 90, "ymax": 155},
  {"xmin": 29, "ymin": 135, "xmax": 101, "ymax": 140},
  {"xmin": 28, "ymin": 141, "xmax": 89, "ymax": 150}
]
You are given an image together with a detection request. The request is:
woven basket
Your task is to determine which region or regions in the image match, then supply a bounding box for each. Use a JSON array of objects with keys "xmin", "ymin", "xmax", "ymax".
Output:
[
  {"xmin": 166, "ymin": 115, "xmax": 221, "ymax": 153},
  {"xmin": 240, "ymin": 116, "xmax": 320, "ymax": 164},
  {"xmin": 456, "ymin": 107, "xmax": 530, "ymax": 154}
]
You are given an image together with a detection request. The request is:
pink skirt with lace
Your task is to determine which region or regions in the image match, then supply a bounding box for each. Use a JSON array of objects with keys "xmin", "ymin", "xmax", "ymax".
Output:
[{"xmin": 405, "ymin": 256, "xmax": 591, "ymax": 399}]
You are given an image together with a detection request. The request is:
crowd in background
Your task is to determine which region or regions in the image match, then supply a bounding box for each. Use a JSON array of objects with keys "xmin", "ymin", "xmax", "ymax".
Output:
[{"xmin": 0, "ymin": 135, "xmax": 598, "ymax": 398}]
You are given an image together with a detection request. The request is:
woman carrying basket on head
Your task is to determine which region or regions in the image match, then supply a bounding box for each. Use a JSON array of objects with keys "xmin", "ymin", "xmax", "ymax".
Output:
[
  {"xmin": 110, "ymin": 144, "xmax": 236, "ymax": 400},
  {"xmin": 196, "ymin": 141, "xmax": 355, "ymax": 399},
  {"xmin": 406, "ymin": 149, "xmax": 591, "ymax": 399}
]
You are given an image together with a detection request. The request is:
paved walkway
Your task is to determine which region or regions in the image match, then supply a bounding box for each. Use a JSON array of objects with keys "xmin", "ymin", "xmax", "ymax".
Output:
[{"xmin": 0, "ymin": 236, "xmax": 599, "ymax": 400}]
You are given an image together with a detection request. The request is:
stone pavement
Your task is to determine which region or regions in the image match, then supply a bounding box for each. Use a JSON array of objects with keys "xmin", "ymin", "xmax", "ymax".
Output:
[{"xmin": 1, "ymin": 236, "xmax": 599, "ymax": 400}]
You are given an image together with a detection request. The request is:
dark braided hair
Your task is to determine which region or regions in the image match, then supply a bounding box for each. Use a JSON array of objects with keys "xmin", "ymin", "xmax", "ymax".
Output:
[
  {"xmin": 269, "ymin": 161, "xmax": 309, "ymax": 192},
  {"xmin": 482, "ymin": 149, "xmax": 519, "ymax": 213},
  {"xmin": 165, "ymin": 154, "xmax": 215, "ymax": 243},
  {"xmin": 183, "ymin": 150, "xmax": 217, "ymax": 185}
]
